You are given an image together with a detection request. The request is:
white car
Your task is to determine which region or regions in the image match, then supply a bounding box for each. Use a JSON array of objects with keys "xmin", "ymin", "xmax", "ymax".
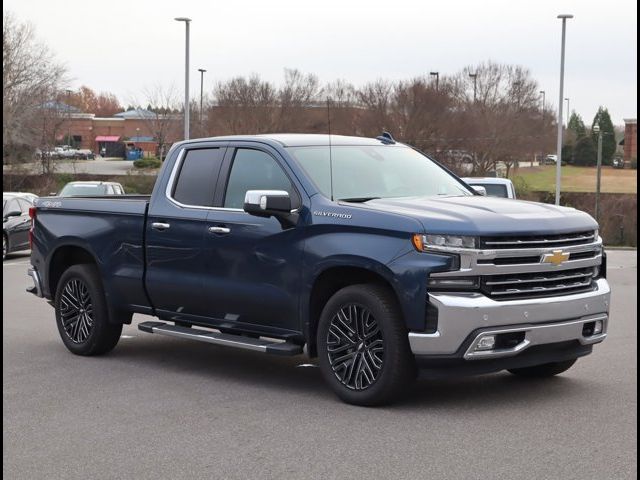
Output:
[{"xmin": 462, "ymin": 177, "xmax": 517, "ymax": 199}]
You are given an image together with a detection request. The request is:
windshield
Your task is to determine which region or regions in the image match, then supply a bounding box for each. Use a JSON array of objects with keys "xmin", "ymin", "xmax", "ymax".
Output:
[
  {"xmin": 469, "ymin": 183, "xmax": 509, "ymax": 198},
  {"xmin": 59, "ymin": 184, "xmax": 108, "ymax": 196},
  {"xmin": 288, "ymin": 145, "xmax": 472, "ymax": 200}
]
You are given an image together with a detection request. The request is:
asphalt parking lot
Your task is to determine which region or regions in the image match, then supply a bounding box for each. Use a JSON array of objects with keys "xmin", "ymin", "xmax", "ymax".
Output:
[{"xmin": 3, "ymin": 250, "xmax": 637, "ymax": 480}]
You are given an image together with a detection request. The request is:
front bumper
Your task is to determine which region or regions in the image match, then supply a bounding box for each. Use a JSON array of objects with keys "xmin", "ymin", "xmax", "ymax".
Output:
[{"xmin": 409, "ymin": 278, "xmax": 610, "ymax": 358}]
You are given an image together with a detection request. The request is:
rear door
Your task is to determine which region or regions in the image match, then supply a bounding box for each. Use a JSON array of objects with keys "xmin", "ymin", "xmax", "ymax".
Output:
[{"xmin": 145, "ymin": 146, "xmax": 226, "ymax": 317}]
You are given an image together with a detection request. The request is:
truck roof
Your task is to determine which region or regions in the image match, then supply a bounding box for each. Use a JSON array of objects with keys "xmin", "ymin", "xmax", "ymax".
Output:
[
  {"xmin": 462, "ymin": 177, "xmax": 514, "ymax": 185},
  {"xmin": 179, "ymin": 134, "xmax": 398, "ymax": 148}
]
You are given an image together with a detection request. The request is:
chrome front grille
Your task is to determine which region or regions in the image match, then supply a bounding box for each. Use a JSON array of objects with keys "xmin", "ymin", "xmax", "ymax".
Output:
[
  {"xmin": 428, "ymin": 229, "xmax": 604, "ymax": 300},
  {"xmin": 481, "ymin": 267, "xmax": 596, "ymax": 300},
  {"xmin": 480, "ymin": 231, "xmax": 596, "ymax": 249}
]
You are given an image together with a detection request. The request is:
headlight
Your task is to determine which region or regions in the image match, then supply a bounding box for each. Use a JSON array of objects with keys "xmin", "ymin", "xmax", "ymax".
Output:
[{"xmin": 412, "ymin": 233, "xmax": 478, "ymax": 251}]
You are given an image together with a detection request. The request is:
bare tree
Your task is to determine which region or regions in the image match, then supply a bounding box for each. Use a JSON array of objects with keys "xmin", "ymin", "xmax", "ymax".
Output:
[
  {"xmin": 277, "ymin": 69, "xmax": 321, "ymax": 131},
  {"xmin": 212, "ymin": 74, "xmax": 278, "ymax": 134},
  {"xmin": 3, "ymin": 12, "xmax": 67, "ymax": 163},
  {"xmin": 131, "ymin": 85, "xmax": 181, "ymax": 160}
]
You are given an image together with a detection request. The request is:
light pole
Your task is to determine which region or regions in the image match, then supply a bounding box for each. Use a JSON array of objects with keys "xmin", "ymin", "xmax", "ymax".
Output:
[
  {"xmin": 555, "ymin": 14, "xmax": 573, "ymax": 206},
  {"xmin": 565, "ymin": 97, "xmax": 570, "ymax": 126},
  {"xmin": 198, "ymin": 68, "xmax": 207, "ymax": 136},
  {"xmin": 539, "ymin": 90, "xmax": 545, "ymax": 166},
  {"xmin": 175, "ymin": 17, "xmax": 192, "ymax": 140},
  {"xmin": 593, "ymin": 123, "xmax": 603, "ymax": 223},
  {"xmin": 469, "ymin": 73, "xmax": 477, "ymax": 102},
  {"xmin": 65, "ymin": 89, "xmax": 72, "ymax": 147},
  {"xmin": 430, "ymin": 71, "xmax": 439, "ymax": 92}
]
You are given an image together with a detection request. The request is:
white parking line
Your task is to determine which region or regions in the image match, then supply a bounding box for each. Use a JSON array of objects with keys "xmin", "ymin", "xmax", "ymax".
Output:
[{"xmin": 3, "ymin": 261, "xmax": 30, "ymax": 267}]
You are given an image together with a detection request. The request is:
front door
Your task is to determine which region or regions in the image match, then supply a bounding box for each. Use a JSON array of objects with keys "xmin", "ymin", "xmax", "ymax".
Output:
[
  {"xmin": 145, "ymin": 146, "xmax": 226, "ymax": 318},
  {"xmin": 202, "ymin": 146, "xmax": 305, "ymax": 332}
]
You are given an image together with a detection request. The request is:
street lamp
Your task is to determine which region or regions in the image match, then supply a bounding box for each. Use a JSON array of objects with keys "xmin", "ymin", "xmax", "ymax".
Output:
[
  {"xmin": 565, "ymin": 97, "xmax": 570, "ymax": 126},
  {"xmin": 539, "ymin": 90, "xmax": 545, "ymax": 166},
  {"xmin": 430, "ymin": 71, "xmax": 439, "ymax": 92},
  {"xmin": 198, "ymin": 68, "xmax": 207, "ymax": 136},
  {"xmin": 469, "ymin": 73, "xmax": 478, "ymax": 102},
  {"xmin": 175, "ymin": 17, "xmax": 192, "ymax": 140},
  {"xmin": 555, "ymin": 13, "xmax": 573, "ymax": 206},
  {"xmin": 593, "ymin": 123, "xmax": 603, "ymax": 223}
]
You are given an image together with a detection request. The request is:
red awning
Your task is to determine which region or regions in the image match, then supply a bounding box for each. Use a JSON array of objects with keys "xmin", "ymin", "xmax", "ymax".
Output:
[{"xmin": 95, "ymin": 135, "xmax": 120, "ymax": 142}]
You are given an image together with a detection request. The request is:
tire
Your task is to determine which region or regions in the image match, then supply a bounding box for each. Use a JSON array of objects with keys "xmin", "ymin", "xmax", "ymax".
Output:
[
  {"xmin": 317, "ymin": 284, "xmax": 416, "ymax": 406},
  {"xmin": 2, "ymin": 233, "xmax": 7, "ymax": 261},
  {"xmin": 54, "ymin": 264, "xmax": 122, "ymax": 356},
  {"xmin": 508, "ymin": 359, "xmax": 577, "ymax": 378}
]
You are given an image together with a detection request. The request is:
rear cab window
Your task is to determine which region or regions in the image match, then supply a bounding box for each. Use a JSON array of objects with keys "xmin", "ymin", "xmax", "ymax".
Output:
[{"xmin": 171, "ymin": 148, "xmax": 225, "ymax": 207}]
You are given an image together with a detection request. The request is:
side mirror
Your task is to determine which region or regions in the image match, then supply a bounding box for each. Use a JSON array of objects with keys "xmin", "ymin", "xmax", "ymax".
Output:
[
  {"xmin": 243, "ymin": 190, "xmax": 298, "ymax": 228},
  {"xmin": 471, "ymin": 185, "xmax": 487, "ymax": 196},
  {"xmin": 4, "ymin": 210, "xmax": 22, "ymax": 220}
]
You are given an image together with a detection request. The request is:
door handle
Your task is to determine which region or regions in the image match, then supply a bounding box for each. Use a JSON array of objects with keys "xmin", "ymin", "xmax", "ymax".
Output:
[
  {"xmin": 151, "ymin": 222, "xmax": 171, "ymax": 231},
  {"xmin": 208, "ymin": 226, "xmax": 231, "ymax": 235}
]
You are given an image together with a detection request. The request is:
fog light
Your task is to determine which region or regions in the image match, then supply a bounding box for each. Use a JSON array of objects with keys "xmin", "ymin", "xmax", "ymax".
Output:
[
  {"xmin": 475, "ymin": 335, "xmax": 496, "ymax": 351},
  {"xmin": 593, "ymin": 320, "xmax": 603, "ymax": 335}
]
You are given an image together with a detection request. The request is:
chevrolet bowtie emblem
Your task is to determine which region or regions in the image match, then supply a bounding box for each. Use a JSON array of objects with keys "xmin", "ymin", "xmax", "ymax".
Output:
[{"xmin": 541, "ymin": 249, "xmax": 570, "ymax": 266}]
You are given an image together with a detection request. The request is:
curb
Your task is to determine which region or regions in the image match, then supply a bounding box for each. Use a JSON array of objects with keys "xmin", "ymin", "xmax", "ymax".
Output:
[{"xmin": 604, "ymin": 246, "xmax": 637, "ymax": 251}]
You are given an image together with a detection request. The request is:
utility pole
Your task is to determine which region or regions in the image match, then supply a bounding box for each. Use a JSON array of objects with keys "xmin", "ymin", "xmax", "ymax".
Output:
[
  {"xmin": 66, "ymin": 89, "xmax": 72, "ymax": 147},
  {"xmin": 565, "ymin": 97, "xmax": 570, "ymax": 126}
]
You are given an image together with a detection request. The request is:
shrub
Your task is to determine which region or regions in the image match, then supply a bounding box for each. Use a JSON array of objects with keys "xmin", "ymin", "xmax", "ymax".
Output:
[
  {"xmin": 512, "ymin": 176, "xmax": 530, "ymax": 198},
  {"xmin": 133, "ymin": 158, "xmax": 162, "ymax": 169}
]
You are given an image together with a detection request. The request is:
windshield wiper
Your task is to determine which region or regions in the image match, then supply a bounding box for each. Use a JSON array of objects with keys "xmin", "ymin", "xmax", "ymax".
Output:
[{"xmin": 339, "ymin": 197, "xmax": 381, "ymax": 203}]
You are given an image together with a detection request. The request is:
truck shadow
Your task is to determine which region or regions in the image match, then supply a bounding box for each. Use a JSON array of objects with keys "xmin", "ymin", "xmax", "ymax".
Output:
[{"xmin": 113, "ymin": 331, "xmax": 591, "ymax": 410}]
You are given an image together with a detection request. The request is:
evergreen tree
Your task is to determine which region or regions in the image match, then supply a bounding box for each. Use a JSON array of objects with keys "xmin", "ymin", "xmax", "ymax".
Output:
[
  {"xmin": 568, "ymin": 112, "xmax": 587, "ymax": 138},
  {"xmin": 591, "ymin": 107, "xmax": 616, "ymax": 165},
  {"xmin": 573, "ymin": 136, "xmax": 597, "ymax": 166}
]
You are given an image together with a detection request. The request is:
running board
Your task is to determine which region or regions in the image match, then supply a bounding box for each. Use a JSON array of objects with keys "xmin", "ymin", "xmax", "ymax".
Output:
[{"xmin": 138, "ymin": 321, "xmax": 303, "ymax": 356}]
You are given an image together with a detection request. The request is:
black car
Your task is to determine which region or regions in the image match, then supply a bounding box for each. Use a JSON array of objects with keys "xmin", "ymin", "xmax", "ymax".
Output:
[{"xmin": 3, "ymin": 192, "xmax": 37, "ymax": 260}]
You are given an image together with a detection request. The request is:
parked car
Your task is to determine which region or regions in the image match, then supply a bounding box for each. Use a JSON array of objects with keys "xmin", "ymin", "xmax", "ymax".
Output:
[
  {"xmin": 56, "ymin": 181, "xmax": 125, "ymax": 197},
  {"xmin": 3, "ymin": 192, "xmax": 37, "ymax": 260},
  {"xmin": 28, "ymin": 133, "xmax": 610, "ymax": 405},
  {"xmin": 462, "ymin": 177, "xmax": 517, "ymax": 199},
  {"xmin": 544, "ymin": 154, "xmax": 558, "ymax": 165},
  {"xmin": 612, "ymin": 157, "xmax": 625, "ymax": 169}
]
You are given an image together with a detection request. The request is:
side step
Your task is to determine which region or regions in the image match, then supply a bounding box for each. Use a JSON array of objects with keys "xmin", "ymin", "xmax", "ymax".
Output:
[{"xmin": 138, "ymin": 321, "xmax": 303, "ymax": 356}]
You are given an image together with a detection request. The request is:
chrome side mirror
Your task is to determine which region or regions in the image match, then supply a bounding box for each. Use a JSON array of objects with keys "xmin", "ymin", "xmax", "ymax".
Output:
[{"xmin": 243, "ymin": 190, "xmax": 298, "ymax": 229}]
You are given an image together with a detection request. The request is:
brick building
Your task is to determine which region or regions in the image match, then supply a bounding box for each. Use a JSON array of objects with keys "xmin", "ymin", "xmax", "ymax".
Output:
[
  {"xmin": 623, "ymin": 118, "xmax": 637, "ymax": 163},
  {"xmin": 58, "ymin": 108, "xmax": 181, "ymax": 157}
]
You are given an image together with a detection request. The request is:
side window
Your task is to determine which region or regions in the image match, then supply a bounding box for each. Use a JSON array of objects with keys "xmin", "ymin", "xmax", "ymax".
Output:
[
  {"xmin": 115, "ymin": 185, "xmax": 124, "ymax": 194},
  {"xmin": 223, "ymin": 149, "xmax": 297, "ymax": 209},
  {"xmin": 172, "ymin": 148, "xmax": 224, "ymax": 207},
  {"xmin": 105, "ymin": 185, "xmax": 115, "ymax": 195}
]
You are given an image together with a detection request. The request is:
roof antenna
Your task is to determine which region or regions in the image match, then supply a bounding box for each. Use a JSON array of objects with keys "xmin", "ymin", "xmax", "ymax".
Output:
[{"xmin": 327, "ymin": 97, "xmax": 334, "ymax": 201}]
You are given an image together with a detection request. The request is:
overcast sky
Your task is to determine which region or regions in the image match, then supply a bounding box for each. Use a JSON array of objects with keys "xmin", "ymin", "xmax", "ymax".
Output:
[{"xmin": 4, "ymin": 0, "xmax": 637, "ymax": 125}]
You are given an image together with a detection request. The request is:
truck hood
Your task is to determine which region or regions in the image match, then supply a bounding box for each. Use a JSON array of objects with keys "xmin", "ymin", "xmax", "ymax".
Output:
[{"xmin": 359, "ymin": 196, "xmax": 598, "ymax": 236}]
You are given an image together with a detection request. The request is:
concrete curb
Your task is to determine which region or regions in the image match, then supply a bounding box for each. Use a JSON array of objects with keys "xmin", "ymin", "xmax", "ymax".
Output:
[{"xmin": 604, "ymin": 246, "xmax": 637, "ymax": 251}]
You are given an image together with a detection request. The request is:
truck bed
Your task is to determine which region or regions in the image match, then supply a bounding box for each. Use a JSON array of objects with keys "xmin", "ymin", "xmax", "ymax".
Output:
[{"xmin": 32, "ymin": 195, "xmax": 151, "ymax": 313}]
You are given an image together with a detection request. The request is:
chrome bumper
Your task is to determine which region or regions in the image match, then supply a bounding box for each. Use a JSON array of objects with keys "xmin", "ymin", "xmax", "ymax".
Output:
[
  {"xmin": 27, "ymin": 267, "xmax": 43, "ymax": 297},
  {"xmin": 409, "ymin": 278, "xmax": 610, "ymax": 357}
]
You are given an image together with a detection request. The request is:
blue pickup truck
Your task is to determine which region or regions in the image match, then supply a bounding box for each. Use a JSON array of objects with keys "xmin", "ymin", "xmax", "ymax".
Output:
[{"xmin": 27, "ymin": 134, "xmax": 611, "ymax": 405}]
